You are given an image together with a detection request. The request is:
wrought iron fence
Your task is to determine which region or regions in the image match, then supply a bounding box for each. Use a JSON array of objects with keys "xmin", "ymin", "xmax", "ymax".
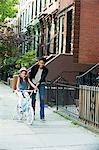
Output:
[
  {"xmin": 79, "ymin": 85, "xmax": 99, "ymax": 127},
  {"xmin": 46, "ymin": 79, "xmax": 99, "ymax": 127},
  {"xmin": 77, "ymin": 63, "xmax": 99, "ymax": 86},
  {"xmin": 46, "ymin": 79, "xmax": 79, "ymax": 111}
]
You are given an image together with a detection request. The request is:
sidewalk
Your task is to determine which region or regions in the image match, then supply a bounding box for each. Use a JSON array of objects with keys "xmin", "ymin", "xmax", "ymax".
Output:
[
  {"xmin": 0, "ymin": 82, "xmax": 99, "ymax": 150},
  {"xmin": 53, "ymin": 105, "xmax": 99, "ymax": 134}
]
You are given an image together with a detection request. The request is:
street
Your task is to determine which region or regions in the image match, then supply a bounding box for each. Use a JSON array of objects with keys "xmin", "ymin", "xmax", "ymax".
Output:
[{"xmin": 0, "ymin": 83, "xmax": 99, "ymax": 150}]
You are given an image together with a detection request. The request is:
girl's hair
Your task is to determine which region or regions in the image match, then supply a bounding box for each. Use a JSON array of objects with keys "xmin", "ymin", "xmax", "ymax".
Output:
[{"xmin": 19, "ymin": 75, "xmax": 28, "ymax": 83}]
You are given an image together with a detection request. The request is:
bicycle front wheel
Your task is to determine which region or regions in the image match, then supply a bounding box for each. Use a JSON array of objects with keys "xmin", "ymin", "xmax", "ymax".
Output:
[
  {"xmin": 17, "ymin": 105, "xmax": 23, "ymax": 120},
  {"xmin": 26, "ymin": 106, "xmax": 34, "ymax": 125}
]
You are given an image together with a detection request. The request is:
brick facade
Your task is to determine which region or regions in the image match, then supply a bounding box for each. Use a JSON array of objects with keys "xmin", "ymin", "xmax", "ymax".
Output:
[
  {"xmin": 59, "ymin": 0, "xmax": 74, "ymax": 54},
  {"xmin": 59, "ymin": 0, "xmax": 99, "ymax": 64},
  {"xmin": 79, "ymin": 0, "xmax": 99, "ymax": 64},
  {"xmin": 73, "ymin": 0, "xmax": 81, "ymax": 63}
]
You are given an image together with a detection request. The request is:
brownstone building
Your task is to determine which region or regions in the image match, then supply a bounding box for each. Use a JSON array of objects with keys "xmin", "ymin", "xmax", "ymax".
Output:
[
  {"xmin": 46, "ymin": 0, "xmax": 99, "ymax": 83},
  {"xmin": 59, "ymin": 0, "xmax": 99, "ymax": 64},
  {"xmin": 21, "ymin": 0, "xmax": 99, "ymax": 84},
  {"xmin": 38, "ymin": 0, "xmax": 59, "ymax": 57}
]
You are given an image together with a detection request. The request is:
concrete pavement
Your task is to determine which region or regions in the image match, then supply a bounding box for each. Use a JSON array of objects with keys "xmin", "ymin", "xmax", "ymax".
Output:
[{"xmin": 0, "ymin": 82, "xmax": 99, "ymax": 150}]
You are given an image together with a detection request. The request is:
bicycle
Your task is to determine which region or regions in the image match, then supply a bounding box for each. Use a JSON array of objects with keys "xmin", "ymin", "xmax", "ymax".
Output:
[{"xmin": 15, "ymin": 90, "xmax": 34, "ymax": 125}]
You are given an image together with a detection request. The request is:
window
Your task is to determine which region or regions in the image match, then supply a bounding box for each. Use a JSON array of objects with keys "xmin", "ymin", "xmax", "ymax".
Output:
[
  {"xmin": 23, "ymin": 12, "xmax": 25, "ymax": 28},
  {"xmin": 47, "ymin": 19, "xmax": 51, "ymax": 55},
  {"xmin": 54, "ymin": 17, "xmax": 58, "ymax": 54},
  {"xmin": 37, "ymin": 27, "xmax": 40, "ymax": 57},
  {"xmin": 40, "ymin": 0, "xmax": 42, "ymax": 12},
  {"xmin": 44, "ymin": 0, "xmax": 47, "ymax": 7},
  {"xmin": 66, "ymin": 9, "xmax": 73, "ymax": 53},
  {"xmin": 28, "ymin": 5, "xmax": 30, "ymax": 23},
  {"xmin": 33, "ymin": 30, "xmax": 36, "ymax": 50},
  {"xmin": 59, "ymin": 16, "xmax": 64, "ymax": 53},
  {"xmin": 20, "ymin": 14, "xmax": 22, "ymax": 31},
  {"xmin": 61, "ymin": 17, "xmax": 64, "ymax": 52},
  {"xmin": 31, "ymin": 2, "xmax": 34, "ymax": 19},
  {"xmin": 35, "ymin": 0, "xmax": 37, "ymax": 16},
  {"xmin": 25, "ymin": 9, "xmax": 27, "ymax": 26}
]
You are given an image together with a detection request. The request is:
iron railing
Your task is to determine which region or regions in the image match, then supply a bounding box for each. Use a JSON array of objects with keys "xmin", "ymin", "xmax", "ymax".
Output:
[
  {"xmin": 46, "ymin": 77, "xmax": 99, "ymax": 127},
  {"xmin": 79, "ymin": 85, "xmax": 99, "ymax": 127},
  {"xmin": 46, "ymin": 77, "xmax": 79, "ymax": 111},
  {"xmin": 76, "ymin": 63, "xmax": 99, "ymax": 86}
]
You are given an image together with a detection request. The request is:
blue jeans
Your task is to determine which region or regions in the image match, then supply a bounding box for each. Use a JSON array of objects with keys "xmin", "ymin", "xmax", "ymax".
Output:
[{"xmin": 32, "ymin": 84, "xmax": 45, "ymax": 119}]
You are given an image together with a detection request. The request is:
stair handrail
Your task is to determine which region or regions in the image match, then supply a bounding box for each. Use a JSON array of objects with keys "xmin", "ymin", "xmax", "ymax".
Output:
[{"xmin": 76, "ymin": 63, "xmax": 99, "ymax": 79}]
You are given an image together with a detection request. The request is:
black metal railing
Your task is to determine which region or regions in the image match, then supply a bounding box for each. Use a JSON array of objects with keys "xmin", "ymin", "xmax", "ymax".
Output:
[
  {"xmin": 46, "ymin": 70, "xmax": 99, "ymax": 127},
  {"xmin": 76, "ymin": 63, "xmax": 99, "ymax": 86},
  {"xmin": 46, "ymin": 77, "xmax": 79, "ymax": 111},
  {"xmin": 79, "ymin": 85, "xmax": 99, "ymax": 127}
]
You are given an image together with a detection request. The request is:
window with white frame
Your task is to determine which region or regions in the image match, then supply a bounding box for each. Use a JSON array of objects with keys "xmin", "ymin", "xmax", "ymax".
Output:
[
  {"xmin": 25, "ymin": 9, "xmax": 27, "ymax": 26},
  {"xmin": 44, "ymin": 0, "xmax": 47, "ymax": 7},
  {"xmin": 59, "ymin": 15, "xmax": 64, "ymax": 53},
  {"xmin": 40, "ymin": 0, "xmax": 42, "ymax": 12},
  {"xmin": 49, "ymin": 0, "xmax": 52, "ymax": 4},
  {"xmin": 35, "ymin": 0, "xmax": 37, "ymax": 16},
  {"xmin": 31, "ymin": 2, "xmax": 34, "ymax": 19},
  {"xmin": 66, "ymin": 9, "xmax": 73, "ymax": 53},
  {"xmin": 23, "ymin": 12, "xmax": 25, "ymax": 28},
  {"xmin": 20, "ymin": 14, "xmax": 22, "ymax": 31},
  {"xmin": 28, "ymin": 5, "xmax": 31, "ymax": 23}
]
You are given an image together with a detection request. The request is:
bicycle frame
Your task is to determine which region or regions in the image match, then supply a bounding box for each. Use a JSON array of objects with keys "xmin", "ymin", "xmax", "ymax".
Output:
[{"xmin": 15, "ymin": 90, "xmax": 34, "ymax": 125}]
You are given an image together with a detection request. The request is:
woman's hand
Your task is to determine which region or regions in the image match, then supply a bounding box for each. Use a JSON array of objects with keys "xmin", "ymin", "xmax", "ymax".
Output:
[{"xmin": 34, "ymin": 86, "xmax": 39, "ymax": 92}]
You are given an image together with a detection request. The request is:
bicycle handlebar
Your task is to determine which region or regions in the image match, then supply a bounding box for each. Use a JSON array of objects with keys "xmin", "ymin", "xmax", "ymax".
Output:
[{"xmin": 14, "ymin": 89, "xmax": 35, "ymax": 94}]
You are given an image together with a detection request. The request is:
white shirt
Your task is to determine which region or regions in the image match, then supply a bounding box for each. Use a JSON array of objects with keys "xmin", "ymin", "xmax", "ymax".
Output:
[{"xmin": 32, "ymin": 68, "xmax": 43, "ymax": 85}]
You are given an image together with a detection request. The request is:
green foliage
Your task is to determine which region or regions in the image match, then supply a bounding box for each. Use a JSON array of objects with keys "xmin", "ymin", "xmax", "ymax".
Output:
[
  {"xmin": 0, "ymin": 20, "xmax": 37, "ymax": 80},
  {"xmin": 16, "ymin": 50, "xmax": 37, "ymax": 70},
  {"xmin": 1, "ymin": 56, "xmax": 18, "ymax": 80},
  {"xmin": 0, "ymin": 26, "xmax": 20, "ymax": 66},
  {"xmin": 1, "ymin": 50, "xmax": 37, "ymax": 81},
  {"xmin": 71, "ymin": 120, "xmax": 78, "ymax": 126},
  {"xmin": 0, "ymin": 0, "xmax": 18, "ymax": 22}
]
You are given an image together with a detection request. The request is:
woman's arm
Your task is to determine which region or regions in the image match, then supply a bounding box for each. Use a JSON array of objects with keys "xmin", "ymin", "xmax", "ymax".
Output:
[{"xmin": 28, "ymin": 78, "xmax": 38, "ymax": 91}]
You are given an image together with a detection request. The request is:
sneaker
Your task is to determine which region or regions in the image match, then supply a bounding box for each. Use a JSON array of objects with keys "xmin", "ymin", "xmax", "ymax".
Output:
[
  {"xmin": 34, "ymin": 112, "xmax": 35, "ymax": 120},
  {"xmin": 41, "ymin": 118, "xmax": 46, "ymax": 122},
  {"xmin": 34, "ymin": 115, "xmax": 36, "ymax": 120}
]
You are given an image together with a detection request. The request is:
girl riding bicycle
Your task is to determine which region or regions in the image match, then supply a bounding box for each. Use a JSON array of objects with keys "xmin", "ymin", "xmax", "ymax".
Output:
[{"xmin": 16, "ymin": 67, "xmax": 38, "ymax": 110}]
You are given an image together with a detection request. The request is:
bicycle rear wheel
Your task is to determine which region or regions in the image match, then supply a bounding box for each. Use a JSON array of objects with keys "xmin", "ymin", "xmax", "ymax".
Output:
[{"xmin": 26, "ymin": 106, "xmax": 34, "ymax": 125}]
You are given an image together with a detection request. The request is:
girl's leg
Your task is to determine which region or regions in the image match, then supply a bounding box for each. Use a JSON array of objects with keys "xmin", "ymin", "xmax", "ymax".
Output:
[{"xmin": 16, "ymin": 91, "xmax": 23, "ymax": 107}]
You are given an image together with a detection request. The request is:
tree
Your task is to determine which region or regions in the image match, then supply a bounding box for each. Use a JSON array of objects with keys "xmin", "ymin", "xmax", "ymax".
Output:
[
  {"xmin": 0, "ymin": 0, "xmax": 18, "ymax": 22},
  {"xmin": 16, "ymin": 50, "xmax": 36, "ymax": 70},
  {"xmin": 0, "ymin": 25, "xmax": 20, "ymax": 80},
  {"xmin": 0, "ymin": 25, "xmax": 37, "ymax": 80},
  {"xmin": 0, "ymin": 26, "xmax": 19, "ymax": 64}
]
